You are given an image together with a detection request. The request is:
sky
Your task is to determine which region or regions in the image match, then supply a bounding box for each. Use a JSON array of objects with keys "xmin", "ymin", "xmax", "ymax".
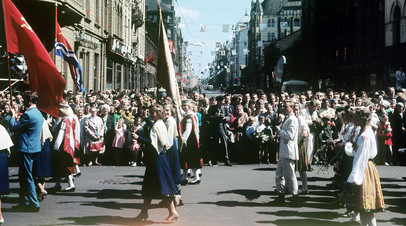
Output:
[{"xmin": 174, "ymin": 0, "xmax": 250, "ymax": 79}]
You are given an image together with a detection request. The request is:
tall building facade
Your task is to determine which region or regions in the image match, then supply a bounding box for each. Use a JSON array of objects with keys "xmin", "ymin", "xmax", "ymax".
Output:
[{"xmin": 1, "ymin": 0, "xmax": 190, "ymax": 93}]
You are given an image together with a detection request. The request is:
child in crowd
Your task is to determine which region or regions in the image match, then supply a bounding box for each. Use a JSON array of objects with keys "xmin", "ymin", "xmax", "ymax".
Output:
[
  {"xmin": 377, "ymin": 114, "xmax": 392, "ymax": 165},
  {"xmin": 245, "ymin": 116, "xmax": 257, "ymax": 140},
  {"xmin": 129, "ymin": 116, "xmax": 144, "ymax": 166},
  {"xmin": 112, "ymin": 117, "xmax": 127, "ymax": 166}
]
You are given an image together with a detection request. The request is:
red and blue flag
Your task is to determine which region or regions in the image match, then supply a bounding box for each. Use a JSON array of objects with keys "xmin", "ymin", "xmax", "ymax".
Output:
[{"xmin": 55, "ymin": 23, "xmax": 87, "ymax": 93}]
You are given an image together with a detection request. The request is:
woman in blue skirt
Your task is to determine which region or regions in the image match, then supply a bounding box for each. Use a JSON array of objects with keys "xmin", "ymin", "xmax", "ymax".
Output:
[
  {"xmin": 0, "ymin": 124, "xmax": 14, "ymax": 224},
  {"xmin": 34, "ymin": 119, "xmax": 53, "ymax": 201},
  {"xmin": 134, "ymin": 105, "xmax": 179, "ymax": 222},
  {"xmin": 163, "ymin": 103, "xmax": 183, "ymax": 204}
]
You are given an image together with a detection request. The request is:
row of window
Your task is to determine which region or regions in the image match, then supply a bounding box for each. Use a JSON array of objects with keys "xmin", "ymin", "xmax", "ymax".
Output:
[{"xmin": 256, "ymin": 18, "xmax": 301, "ymax": 28}]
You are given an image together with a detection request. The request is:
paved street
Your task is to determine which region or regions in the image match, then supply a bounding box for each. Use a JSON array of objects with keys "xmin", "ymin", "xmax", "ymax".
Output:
[{"xmin": 2, "ymin": 164, "xmax": 406, "ymax": 226}]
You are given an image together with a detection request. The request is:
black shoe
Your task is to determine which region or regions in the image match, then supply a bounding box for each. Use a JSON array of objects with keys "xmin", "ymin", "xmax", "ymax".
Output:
[
  {"xmin": 73, "ymin": 172, "xmax": 81, "ymax": 177},
  {"xmin": 181, "ymin": 179, "xmax": 188, "ymax": 185},
  {"xmin": 289, "ymin": 195, "xmax": 301, "ymax": 207},
  {"xmin": 49, "ymin": 185, "xmax": 62, "ymax": 193},
  {"xmin": 225, "ymin": 161, "xmax": 232, "ymax": 166},
  {"xmin": 135, "ymin": 211, "xmax": 148, "ymax": 221},
  {"xmin": 270, "ymin": 195, "xmax": 285, "ymax": 206}
]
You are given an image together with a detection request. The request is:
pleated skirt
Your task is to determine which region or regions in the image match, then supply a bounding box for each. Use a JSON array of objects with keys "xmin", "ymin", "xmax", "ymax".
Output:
[
  {"xmin": 296, "ymin": 141, "xmax": 311, "ymax": 172},
  {"xmin": 0, "ymin": 151, "xmax": 9, "ymax": 195},
  {"xmin": 35, "ymin": 139, "xmax": 52, "ymax": 178},
  {"xmin": 355, "ymin": 161, "xmax": 385, "ymax": 212},
  {"xmin": 142, "ymin": 147, "xmax": 178, "ymax": 198},
  {"xmin": 166, "ymin": 139, "xmax": 182, "ymax": 185}
]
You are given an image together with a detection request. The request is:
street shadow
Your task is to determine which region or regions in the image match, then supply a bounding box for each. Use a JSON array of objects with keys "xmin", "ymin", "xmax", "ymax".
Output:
[
  {"xmin": 252, "ymin": 167, "xmax": 277, "ymax": 171},
  {"xmin": 379, "ymin": 177, "xmax": 406, "ymax": 183},
  {"xmin": 381, "ymin": 217, "xmax": 406, "ymax": 225},
  {"xmin": 306, "ymin": 176, "xmax": 333, "ymax": 182},
  {"xmin": 217, "ymin": 189, "xmax": 274, "ymax": 201},
  {"xmin": 119, "ymin": 175, "xmax": 145, "ymax": 179},
  {"xmin": 53, "ymin": 189, "xmax": 143, "ymax": 200},
  {"xmin": 256, "ymin": 219, "xmax": 346, "ymax": 225},
  {"xmin": 199, "ymin": 200, "xmax": 270, "ymax": 207},
  {"xmin": 257, "ymin": 210, "xmax": 341, "ymax": 220},
  {"xmin": 54, "ymin": 200, "xmax": 144, "ymax": 210},
  {"xmin": 58, "ymin": 215, "xmax": 175, "ymax": 225}
]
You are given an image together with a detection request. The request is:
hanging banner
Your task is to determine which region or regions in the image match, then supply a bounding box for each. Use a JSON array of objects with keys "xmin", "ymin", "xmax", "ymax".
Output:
[
  {"xmin": 222, "ymin": 24, "xmax": 229, "ymax": 33},
  {"xmin": 200, "ymin": 24, "xmax": 207, "ymax": 32}
]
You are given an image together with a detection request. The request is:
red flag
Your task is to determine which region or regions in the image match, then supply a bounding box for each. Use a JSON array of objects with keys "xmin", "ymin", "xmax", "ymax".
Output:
[{"xmin": 3, "ymin": 0, "xmax": 66, "ymax": 117}]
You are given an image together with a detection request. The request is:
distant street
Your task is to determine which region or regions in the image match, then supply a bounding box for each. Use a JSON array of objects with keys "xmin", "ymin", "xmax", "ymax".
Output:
[{"xmin": 2, "ymin": 164, "xmax": 406, "ymax": 226}]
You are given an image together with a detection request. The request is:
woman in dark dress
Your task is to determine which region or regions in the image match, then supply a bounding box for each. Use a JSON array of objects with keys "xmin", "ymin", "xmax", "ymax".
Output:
[
  {"xmin": 134, "ymin": 105, "xmax": 179, "ymax": 222},
  {"xmin": 0, "ymin": 124, "xmax": 14, "ymax": 224}
]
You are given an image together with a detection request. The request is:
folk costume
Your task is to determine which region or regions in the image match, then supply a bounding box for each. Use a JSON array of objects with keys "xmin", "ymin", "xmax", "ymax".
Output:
[
  {"xmin": 52, "ymin": 105, "xmax": 80, "ymax": 191},
  {"xmin": 346, "ymin": 126, "xmax": 385, "ymax": 225},
  {"xmin": 84, "ymin": 113, "xmax": 104, "ymax": 165},
  {"xmin": 140, "ymin": 119, "xmax": 178, "ymax": 198},
  {"xmin": 180, "ymin": 108, "xmax": 202, "ymax": 184},
  {"xmin": 296, "ymin": 114, "xmax": 311, "ymax": 193},
  {"xmin": 300, "ymin": 107, "xmax": 319, "ymax": 164}
]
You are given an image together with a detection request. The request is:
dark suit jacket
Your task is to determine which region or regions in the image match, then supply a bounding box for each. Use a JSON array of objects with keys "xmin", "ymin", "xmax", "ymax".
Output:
[
  {"xmin": 207, "ymin": 105, "xmax": 231, "ymax": 138},
  {"xmin": 10, "ymin": 106, "xmax": 43, "ymax": 153}
]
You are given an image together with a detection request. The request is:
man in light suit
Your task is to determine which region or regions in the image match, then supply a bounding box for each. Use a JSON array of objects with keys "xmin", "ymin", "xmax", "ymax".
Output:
[
  {"xmin": 10, "ymin": 91, "xmax": 43, "ymax": 212},
  {"xmin": 273, "ymin": 99, "xmax": 299, "ymax": 206}
]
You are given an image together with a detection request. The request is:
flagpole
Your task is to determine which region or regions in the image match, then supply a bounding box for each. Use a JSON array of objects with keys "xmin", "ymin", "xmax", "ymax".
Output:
[
  {"xmin": 1, "ymin": 0, "xmax": 13, "ymax": 107},
  {"xmin": 156, "ymin": 2, "xmax": 183, "ymax": 147},
  {"xmin": 156, "ymin": 2, "xmax": 161, "ymax": 98},
  {"xmin": 54, "ymin": 0, "xmax": 57, "ymax": 63}
]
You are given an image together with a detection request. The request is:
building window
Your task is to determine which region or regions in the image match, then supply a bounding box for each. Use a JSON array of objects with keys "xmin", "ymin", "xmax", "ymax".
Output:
[
  {"xmin": 272, "ymin": 19, "xmax": 275, "ymax": 27},
  {"xmin": 272, "ymin": 33, "xmax": 275, "ymax": 40},
  {"xmin": 268, "ymin": 32, "xmax": 271, "ymax": 41},
  {"xmin": 94, "ymin": 53, "xmax": 99, "ymax": 91},
  {"xmin": 107, "ymin": 60, "xmax": 113, "ymax": 90},
  {"xmin": 268, "ymin": 19, "xmax": 271, "ymax": 27},
  {"xmin": 167, "ymin": 29, "xmax": 172, "ymax": 38},
  {"xmin": 256, "ymin": 18, "xmax": 259, "ymax": 27},
  {"xmin": 85, "ymin": 0, "xmax": 90, "ymax": 18},
  {"xmin": 393, "ymin": 6, "xmax": 401, "ymax": 45},
  {"xmin": 116, "ymin": 64, "xmax": 122, "ymax": 89},
  {"xmin": 95, "ymin": 0, "xmax": 100, "ymax": 23},
  {"xmin": 294, "ymin": 18, "xmax": 300, "ymax": 27}
]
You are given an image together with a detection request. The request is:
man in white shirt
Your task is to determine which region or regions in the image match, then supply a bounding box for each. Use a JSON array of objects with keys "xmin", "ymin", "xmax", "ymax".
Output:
[{"xmin": 300, "ymin": 100, "xmax": 319, "ymax": 165}]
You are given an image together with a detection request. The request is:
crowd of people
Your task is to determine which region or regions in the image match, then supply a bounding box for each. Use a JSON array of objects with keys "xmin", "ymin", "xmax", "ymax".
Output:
[{"xmin": 1, "ymin": 85, "xmax": 405, "ymax": 224}]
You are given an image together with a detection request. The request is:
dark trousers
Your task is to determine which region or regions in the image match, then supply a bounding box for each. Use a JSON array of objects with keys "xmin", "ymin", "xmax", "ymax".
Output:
[
  {"xmin": 211, "ymin": 133, "xmax": 229, "ymax": 163},
  {"xmin": 19, "ymin": 152, "xmax": 40, "ymax": 207}
]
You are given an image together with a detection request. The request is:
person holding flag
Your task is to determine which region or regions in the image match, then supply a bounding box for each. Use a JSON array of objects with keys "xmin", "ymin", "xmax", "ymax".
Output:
[{"xmin": 3, "ymin": 0, "xmax": 65, "ymax": 118}]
